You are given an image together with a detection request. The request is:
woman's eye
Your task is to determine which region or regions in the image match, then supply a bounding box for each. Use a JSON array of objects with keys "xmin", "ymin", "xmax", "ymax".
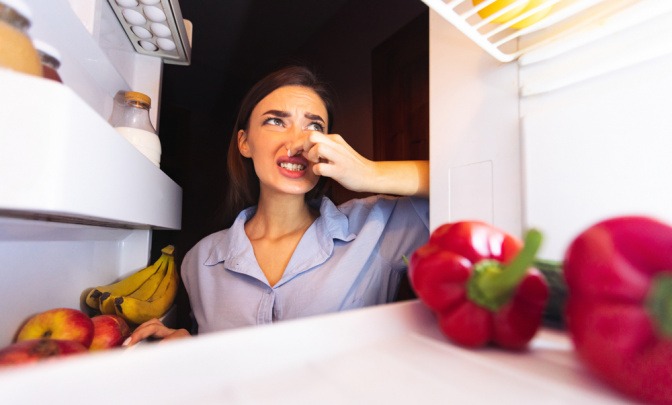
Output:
[
  {"xmin": 264, "ymin": 117, "xmax": 284, "ymax": 127},
  {"xmin": 306, "ymin": 122, "xmax": 325, "ymax": 132}
]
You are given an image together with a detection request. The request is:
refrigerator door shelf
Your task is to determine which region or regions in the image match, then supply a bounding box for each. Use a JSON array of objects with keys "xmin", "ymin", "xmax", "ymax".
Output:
[{"xmin": 0, "ymin": 69, "xmax": 182, "ymax": 230}]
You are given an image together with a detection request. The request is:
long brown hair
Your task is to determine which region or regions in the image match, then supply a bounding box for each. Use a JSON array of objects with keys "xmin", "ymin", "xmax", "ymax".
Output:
[{"xmin": 220, "ymin": 65, "xmax": 335, "ymax": 228}]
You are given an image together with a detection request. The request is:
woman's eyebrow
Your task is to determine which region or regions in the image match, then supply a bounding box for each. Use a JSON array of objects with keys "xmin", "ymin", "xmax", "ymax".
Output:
[
  {"xmin": 262, "ymin": 109, "xmax": 290, "ymax": 117},
  {"xmin": 263, "ymin": 109, "xmax": 325, "ymax": 123},
  {"xmin": 305, "ymin": 112, "xmax": 325, "ymax": 123}
]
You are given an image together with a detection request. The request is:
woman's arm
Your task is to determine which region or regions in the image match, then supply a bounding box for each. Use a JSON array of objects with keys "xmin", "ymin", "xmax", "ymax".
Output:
[
  {"xmin": 365, "ymin": 160, "xmax": 429, "ymax": 198},
  {"xmin": 302, "ymin": 132, "xmax": 429, "ymax": 197}
]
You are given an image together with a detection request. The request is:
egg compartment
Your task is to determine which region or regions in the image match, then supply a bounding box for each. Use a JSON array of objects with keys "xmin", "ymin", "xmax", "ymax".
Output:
[{"xmin": 107, "ymin": 0, "xmax": 192, "ymax": 65}]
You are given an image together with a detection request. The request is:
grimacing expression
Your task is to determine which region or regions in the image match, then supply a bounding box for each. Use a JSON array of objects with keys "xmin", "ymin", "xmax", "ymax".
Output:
[{"xmin": 238, "ymin": 85, "xmax": 328, "ymax": 197}]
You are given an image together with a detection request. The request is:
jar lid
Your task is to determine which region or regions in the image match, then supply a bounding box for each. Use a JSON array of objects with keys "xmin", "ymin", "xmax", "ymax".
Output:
[
  {"xmin": 33, "ymin": 39, "xmax": 62, "ymax": 62},
  {"xmin": 0, "ymin": 0, "xmax": 32, "ymax": 21},
  {"xmin": 125, "ymin": 91, "xmax": 151, "ymax": 107}
]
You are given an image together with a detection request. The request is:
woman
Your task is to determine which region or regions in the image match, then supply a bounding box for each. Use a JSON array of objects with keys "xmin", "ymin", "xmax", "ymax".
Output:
[{"xmin": 126, "ymin": 65, "xmax": 429, "ymax": 344}]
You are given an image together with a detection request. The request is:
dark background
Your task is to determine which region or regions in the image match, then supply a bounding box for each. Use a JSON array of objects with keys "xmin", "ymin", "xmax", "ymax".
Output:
[{"xmin": 150, "ymin": 0, "xmax": 429, "ymax": 328}]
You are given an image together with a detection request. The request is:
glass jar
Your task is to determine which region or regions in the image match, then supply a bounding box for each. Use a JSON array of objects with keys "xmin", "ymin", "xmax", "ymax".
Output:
[
  {"xmin": 0, "ymin": 0, "xmax": 42, "ymax": 76},
  {"xmin": 109, "ymin": 91, "xmax": 162, "ymax": 167},
  {"xmin": 33, "ymin": 39, "xmax": 62, "ymax": 83}
]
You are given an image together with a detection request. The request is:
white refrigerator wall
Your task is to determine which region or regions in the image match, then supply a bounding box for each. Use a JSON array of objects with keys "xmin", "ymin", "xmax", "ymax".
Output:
[
  {"xmin": 0, "ymin": 0, "xmax": 180, "ymax": 346},
  {"xmin": 429, "ymin": 8, "xmax": 672, "ymax": 260},
  {"xmin": 519, "ymin": 10, "xmax": 672, "ymax": 260},
  {"xmin": 428, "ymin": 11, "xmax": 522, "ymax": 237}
]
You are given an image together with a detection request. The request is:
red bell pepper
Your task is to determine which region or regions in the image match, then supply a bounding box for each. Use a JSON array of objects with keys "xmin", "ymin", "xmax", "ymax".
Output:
[
  {"xmin": 408, "ymin": 221, "xmax": 549, "ymax": 350},
  {"xmin": 564, "ymin": 216, "xmax": 672, "ymax": 404}
]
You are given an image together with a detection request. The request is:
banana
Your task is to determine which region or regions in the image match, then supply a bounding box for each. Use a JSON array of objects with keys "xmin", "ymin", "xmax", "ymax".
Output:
[
  {"xmin": 84, "ymin": 245, "xmax": 175, "ymax": 311},
  {"xmin": 98, "ymin": 255, "xmax": 168, "ymax": 315},
  {"xmin": 125, "ymin": 255, "xmax": 170, "ymax": 301},
  {"xmin": 114, "ymin": 246, "xmax": 178, "ymax": 325}
]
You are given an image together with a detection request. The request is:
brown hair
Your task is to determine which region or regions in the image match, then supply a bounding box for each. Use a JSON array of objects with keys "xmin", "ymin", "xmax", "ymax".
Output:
[{"xmin": 220, "ymin": 65, "xmax": 335, "ymax": 228}]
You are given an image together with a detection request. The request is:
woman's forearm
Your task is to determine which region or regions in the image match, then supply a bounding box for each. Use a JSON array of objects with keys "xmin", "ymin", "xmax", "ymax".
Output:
[{"xmin": 367, "ymin": 160, "xmax": 429, "ymax": 197}]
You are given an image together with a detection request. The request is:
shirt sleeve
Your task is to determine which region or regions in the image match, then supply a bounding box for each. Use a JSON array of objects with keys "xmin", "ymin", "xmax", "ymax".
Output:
[{"xmin": 376, "ymin": 196, "xmax": 429, "ymax": 301}]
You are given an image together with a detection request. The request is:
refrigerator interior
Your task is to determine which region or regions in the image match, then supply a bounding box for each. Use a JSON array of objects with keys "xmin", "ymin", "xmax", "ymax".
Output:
[
  {"xmin": 0, "ymin": 0, "xmax": 668, "ymax": 401},
  {"xmin": 0, "ymin": 0, "xmax": 182, "ymax": 345},
  {"xmin": 428, "ymin": 0, "xmax": 672, "ymax": 260}
]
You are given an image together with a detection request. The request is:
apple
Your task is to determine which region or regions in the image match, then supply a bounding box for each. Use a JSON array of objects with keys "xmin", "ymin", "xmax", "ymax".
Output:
[
  {"xmin": 89, "ymin": 314, "xmax": 131, "ymax": 351},
  {"xmin": 0, "ymin": 338, "xmax": 87, "ymax": 367},
  {"xmin": 16, "ymin": 308, "xmax": 94, "ymax": 348}
]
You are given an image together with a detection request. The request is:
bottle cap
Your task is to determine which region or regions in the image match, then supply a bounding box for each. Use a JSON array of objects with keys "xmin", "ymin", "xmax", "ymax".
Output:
[
  {"xmin": 33, "ymin": 39, "xmax": 62, "ymax": 66},
  {"xmin": 0, "ymin": 0, "xmax": 32, "ymax": 21},
  {"xmin": 125, "ymin": 91, "xmax": 151, "ymax": 107}
]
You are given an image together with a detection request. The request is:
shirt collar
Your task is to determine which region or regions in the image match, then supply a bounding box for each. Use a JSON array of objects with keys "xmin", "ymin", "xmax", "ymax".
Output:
[{"xmin": 204, "ymin": 197, "xmax": 356, "ymax": 269}]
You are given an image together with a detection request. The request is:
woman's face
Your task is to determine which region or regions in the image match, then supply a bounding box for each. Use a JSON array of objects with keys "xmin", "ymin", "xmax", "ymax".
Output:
[{"xmin": 238, "ymin": 85, "xmax": 328, "ymax": 197}]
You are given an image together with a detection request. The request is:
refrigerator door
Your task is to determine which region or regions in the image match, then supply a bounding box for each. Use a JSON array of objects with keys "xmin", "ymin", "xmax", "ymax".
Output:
[{"xmin": 0, "ymin": 0, "xmax": 181, "ymax": 345}]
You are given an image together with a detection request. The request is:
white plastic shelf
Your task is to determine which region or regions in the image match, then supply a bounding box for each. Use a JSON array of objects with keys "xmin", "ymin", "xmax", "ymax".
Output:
[
  {"xmin": 422, "ymin": 0, "xmax": 649, "ymax": 62},
  {"xmin": 0, "ymin": 69, "xmax": 182, "ymax": 230},
  {"xmin": 0, "ymin": 301, "xmax": 631, "ymax": 403}
]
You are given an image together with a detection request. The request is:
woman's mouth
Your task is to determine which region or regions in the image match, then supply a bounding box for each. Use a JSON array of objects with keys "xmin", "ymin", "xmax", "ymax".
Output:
[
  {"xmin": 277, "ymin": 154, "xmax": 309, "ymax": 178},
  {"xmin": 279, "ymin": 162, "xmax": 305, "ymax": 172}
]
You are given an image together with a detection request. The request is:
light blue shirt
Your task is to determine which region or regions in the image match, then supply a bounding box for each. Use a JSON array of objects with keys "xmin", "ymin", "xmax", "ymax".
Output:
[{"xmin": 181, "ymin": 195, "xmax": 429, "ymax": 334}]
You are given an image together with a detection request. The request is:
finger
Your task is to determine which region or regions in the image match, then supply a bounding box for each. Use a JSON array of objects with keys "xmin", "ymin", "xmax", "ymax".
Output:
[
  {"xmin": 124, "ymin": 319, "xmax": 173, "ymax": 345},
  {"xmin": 310, "ymin": 139, "xmax": 346, "ymax": 165},
  {"xmin": 159, "ymin": 328, "xmax": 191, "ymax": 343},
  {"xmin": 304, "ymin": 131, "xmax": 328, "ymax": 148},
  {"xmin": 304, "ymin": 143, "xmax": 329, "ymax": 164},
  {"xmin": 302, "ymin": 132, "xmax": 342, "ymax": 161},
  {"xmin": 136, "ymin": 318, "xmax": 162, "ymax": 328},
  {"xmin": 124, "ymin": 328, "xmax": 153, "ymax": 346},
  {"xmin": 312, "ymin": 161, "xmax": 336, "ymax": 178}
]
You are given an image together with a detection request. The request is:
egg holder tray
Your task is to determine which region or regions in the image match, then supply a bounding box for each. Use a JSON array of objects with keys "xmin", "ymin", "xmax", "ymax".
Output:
[{"xmin": 106, "ymin": 0, "xmax": 192, "ymax": 65}]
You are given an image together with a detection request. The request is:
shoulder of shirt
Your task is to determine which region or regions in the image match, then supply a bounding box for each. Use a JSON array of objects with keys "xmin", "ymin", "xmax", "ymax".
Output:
[
  {"xmin": 183, "ymin": 227, "xmax": 233, "ymax": 263},
  {"xmin": 335, "ymin": 194, "xmax": 425, "ymax": 214},
  {"xmin": 336, "ymin": 194, "xmax": 390, "ymax": 210}
]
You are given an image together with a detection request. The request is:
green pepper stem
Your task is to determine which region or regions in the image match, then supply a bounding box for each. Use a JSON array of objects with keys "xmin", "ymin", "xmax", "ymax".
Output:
[
  {"xmin": 468, "ymin": 229, "xmax": 543, "ymax": 311},
  {"xmin": 646, "ymin": 273, "xmax": 672, "ymax": 338}
]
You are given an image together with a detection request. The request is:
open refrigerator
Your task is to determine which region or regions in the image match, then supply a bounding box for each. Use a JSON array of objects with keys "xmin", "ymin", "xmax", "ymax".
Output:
[{"xmin": 0, "ymin": 0, "xmax": 670, "ymax": 402}]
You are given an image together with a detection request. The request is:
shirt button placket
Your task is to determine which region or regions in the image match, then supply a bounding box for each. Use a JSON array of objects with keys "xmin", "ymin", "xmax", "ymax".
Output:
[{"xmin": 257, "ymin": 289, "xmax": 275, "ymax": 325}]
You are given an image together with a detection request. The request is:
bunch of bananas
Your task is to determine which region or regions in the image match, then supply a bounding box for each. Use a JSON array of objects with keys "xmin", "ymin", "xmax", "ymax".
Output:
[{"xmin": 85, "ymin": 245, "xmax": 178, "ymax": 325}]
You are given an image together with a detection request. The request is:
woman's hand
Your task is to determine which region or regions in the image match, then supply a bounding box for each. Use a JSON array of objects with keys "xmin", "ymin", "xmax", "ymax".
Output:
[
  {"xmin": 301, "ymin": 131, "xmax": 429, "ymax": 197},
  {"xmin": 301, "ymin": 131, "xmax": 375, "ymax": 193},
  {"xmin": 123, "ymin": 318, "xmax": 190, "ymax": 347}
]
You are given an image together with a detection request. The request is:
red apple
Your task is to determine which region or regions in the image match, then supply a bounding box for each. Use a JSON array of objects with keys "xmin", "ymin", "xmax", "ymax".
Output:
[
  {"xmin": 16, "ymin": 308, "xmax": 94, "ymax": 348},
  {"xmin": 89, "ymin": 314, "xmax": 131, "ymax": 351},
  {"xmin": 0, "ymin": 338, "xmax": 87, "ymax": 367}
]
